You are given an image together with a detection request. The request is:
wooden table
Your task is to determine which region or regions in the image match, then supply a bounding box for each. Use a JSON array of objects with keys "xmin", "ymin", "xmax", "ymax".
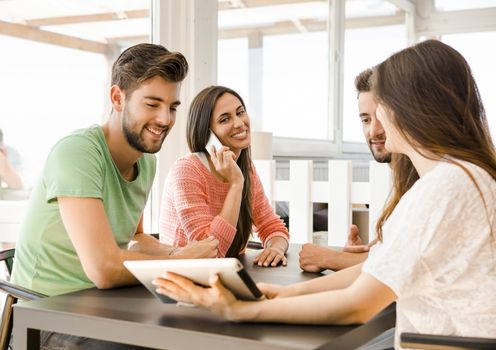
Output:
[{"xmin": 13, "ymin": 245, "xmax": 395, "ymax": 349}]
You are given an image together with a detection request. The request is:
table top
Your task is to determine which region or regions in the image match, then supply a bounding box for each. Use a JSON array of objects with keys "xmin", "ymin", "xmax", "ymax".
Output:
[{"xmin": 14, "ymin": 244, "xmax": 395, "ymax": 350}]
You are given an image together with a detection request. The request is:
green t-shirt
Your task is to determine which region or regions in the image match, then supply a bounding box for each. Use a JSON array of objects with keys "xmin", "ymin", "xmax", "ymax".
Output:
[{"xmin": 11, "ymin": 125, "xmax": 156, "ymax": 296}]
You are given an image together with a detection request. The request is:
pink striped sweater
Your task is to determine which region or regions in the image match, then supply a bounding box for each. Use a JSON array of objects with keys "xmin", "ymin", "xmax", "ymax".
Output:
[{"xmin": 159, "ymin": 154, "xmax": 289, "ymax": 257}]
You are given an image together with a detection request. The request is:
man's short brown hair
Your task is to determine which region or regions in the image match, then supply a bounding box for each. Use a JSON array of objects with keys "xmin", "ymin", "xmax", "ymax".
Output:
[
  {"xmin": 354, "ymin": 68, "xmax": 373, "ymax": 96},
  {"xmin": 111, "ymin": 43, "xmax": 188, "ymax": 96}
]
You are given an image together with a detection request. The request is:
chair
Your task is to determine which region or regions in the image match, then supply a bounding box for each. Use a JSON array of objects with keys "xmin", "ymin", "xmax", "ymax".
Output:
[
  {"xmin": 400, "ymin": 332, "xmax": 496, "ymax": 350},
  {"xmin": 0, "ymin": 248, "xmax": 45, "ymax": 350}
]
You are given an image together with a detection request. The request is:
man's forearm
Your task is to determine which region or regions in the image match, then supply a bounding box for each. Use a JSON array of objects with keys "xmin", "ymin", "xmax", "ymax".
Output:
[{"xmin": 129, "ymin": 233, "xmax": 176, "ymax": 256}]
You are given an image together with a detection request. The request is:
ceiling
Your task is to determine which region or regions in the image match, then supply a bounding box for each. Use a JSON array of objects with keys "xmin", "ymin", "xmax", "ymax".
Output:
[{"xmin": 0, "ymin": 0, "xmax": 404, "ymax": 54}]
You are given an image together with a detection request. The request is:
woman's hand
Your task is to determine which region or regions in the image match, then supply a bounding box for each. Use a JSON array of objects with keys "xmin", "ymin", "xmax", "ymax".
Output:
[
  {"xmin": 253, "ymin": 236, "xmax": 288, "ymax": 267},
  {"xmin": 257, "ymin": 282, "xmax": 294, "ymax": 299},
  {"xmin": 153, "ymin": 272, "xmax": 241, "ymax": 320},
  {"xmin": 210, "ymin": 146, "xmax": 244, "ymax": 186}
]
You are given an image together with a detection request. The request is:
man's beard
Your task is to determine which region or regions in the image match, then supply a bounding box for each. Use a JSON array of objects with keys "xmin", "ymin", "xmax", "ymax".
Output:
[
  {"xmin": 369, "ymin": 144, "xmax": 392, "ymax": 163},
  {"xmin": 122, "ymin": 110, "xmax": 166, "ymax": 154}
]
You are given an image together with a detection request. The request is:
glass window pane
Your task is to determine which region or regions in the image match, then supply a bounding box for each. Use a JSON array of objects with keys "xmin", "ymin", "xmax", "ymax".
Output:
[
  {"xmin": 0, "ymin": 38, "xmax": 107, "ymax": 186},
  {"xmin": 217, "ymin": 38, "xmax": 249, "ymax": 108},
  {"xmin": 342, "ymin": 24, "xmax": 406, "ymax": 142},
  {"xmin": 0, "ymin": 1, "xmax": 150, "ymax": 190},
  {"xmin": 0, "ymin": 1, "xmax": 151, "ymax": 233},
  {"xmin": 218, "ymin": 1, "xmax": 329, "ymax": 140},
  {"xmin": 442, "ymin": 32, "xmax": 496, "ymax": 140},
  {"xmin": 263, "ymin": 32, "xmax": 329, "ymax": 139}
]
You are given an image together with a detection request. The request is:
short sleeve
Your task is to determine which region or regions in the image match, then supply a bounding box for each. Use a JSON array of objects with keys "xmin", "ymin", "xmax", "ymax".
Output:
[{"xmin": 43, "ymin": 135, "xmax": 104, "ymax": 202}]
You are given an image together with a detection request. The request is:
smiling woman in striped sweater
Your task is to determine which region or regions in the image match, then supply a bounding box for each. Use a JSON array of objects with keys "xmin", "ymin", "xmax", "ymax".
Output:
[{"xmin": 159, "ymin": 86, "xmax": 289, "ymax": 266}]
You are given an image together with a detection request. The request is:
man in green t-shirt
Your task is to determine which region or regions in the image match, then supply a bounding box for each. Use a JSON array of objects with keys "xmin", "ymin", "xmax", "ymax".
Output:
[{"xmin": 11, "ymin": 43, "xmax": 219, "ymax": 349}]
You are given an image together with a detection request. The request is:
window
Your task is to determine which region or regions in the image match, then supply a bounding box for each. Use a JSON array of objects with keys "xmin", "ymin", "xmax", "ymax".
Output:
[
  {"xmin": 442, "ymin": 32, "xmax": 496, "ymax": 140},
  {"xmin": 217, "ymin": 38, "xmax": 249, "ymax": 108},
  {"xmin": 263, "ymin": 32, "xmax": 329, "ymax": 139},
  {"xmin": 342, "ymin": 0, "xmax": 407, "ymax": 143},
  {"xmin": 0, "ymin": 0, "xmax": 151, "ymax": 189},
  {"xmin": 217, "ymin": 0, "xmax": 411, "ymax": 152},
  {"xmin": 218, "ymin": 1, "xmax": 329, "ymax": 140},
  {"xmin": 0, "ymin": 1, "xmax": 151, "ymax": 235}
]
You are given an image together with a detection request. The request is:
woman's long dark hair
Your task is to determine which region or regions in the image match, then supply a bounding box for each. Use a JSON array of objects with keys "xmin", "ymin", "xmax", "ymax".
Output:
[
  {"xmin": 373, "ymin": 40, "xmax": 496, "ymax": 240},
  {"xmin": 186, "ymin": 86, "xmax": 253, "ymax": 257}
]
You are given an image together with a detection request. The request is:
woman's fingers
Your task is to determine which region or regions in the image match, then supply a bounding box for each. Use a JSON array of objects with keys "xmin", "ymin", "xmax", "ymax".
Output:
[
  {"xmin": 255, "ymin": 248, "xmax": 286, "ymax": 267},
  {"xmin": 153, "ymin": 276, "xmax": 192, "ymax": 302}
]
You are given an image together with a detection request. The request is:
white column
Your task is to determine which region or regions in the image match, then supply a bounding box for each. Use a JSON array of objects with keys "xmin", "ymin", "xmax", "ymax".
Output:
[
  {"xmin": 289, "ymin": 160, "xmax": 313, "ymax": 243},
  {"xmin": 328, "ymin": 160, "xmax": 352, "ymax": 246},
  {"xmin": 248, "ymin": 32, "xmax": 263, "ymax": 131},
  {"xmin": 149, "ymin": 0, "xmax": 218, "ymax": 232},
  {"xmin": 328, "ymin": 0, "xmax": 345, "ymax": 144},
  {"xmin": 368, "ymin": 161, "xmax": 392, "ymax": 241}
]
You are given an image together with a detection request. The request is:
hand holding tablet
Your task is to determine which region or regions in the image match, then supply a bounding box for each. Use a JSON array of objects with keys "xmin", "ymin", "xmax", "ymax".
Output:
[{"xmin": 124, "ymin": 258, "xmax": 264, "ymax": 304}]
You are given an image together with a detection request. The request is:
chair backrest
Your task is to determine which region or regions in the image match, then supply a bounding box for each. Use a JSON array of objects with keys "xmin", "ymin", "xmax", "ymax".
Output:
[
  {"xmin": 400, "ymin": 332, "xmax": 496, "ymax": 350},
  {"xmin": 0, "ymin": 249, "xmax": 14, "ymax": 276},
  {"xmin": 0, "ymin": 248, "xmax": 45, "ymax": 350},
  {"xmin": 0, "ymin": 248, "xmax": 15, "ymax": 350}
]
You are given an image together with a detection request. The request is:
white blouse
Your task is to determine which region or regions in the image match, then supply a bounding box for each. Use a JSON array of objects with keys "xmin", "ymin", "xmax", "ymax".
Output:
[{"xmin": 362, "ymin": 160, "xmax": 496, "ymax": 349}]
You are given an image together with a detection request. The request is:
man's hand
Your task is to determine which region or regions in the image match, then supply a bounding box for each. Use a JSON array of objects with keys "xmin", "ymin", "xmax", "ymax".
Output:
[
  {"xmin": 299, "ymin": 243, "xmax": 338, "ymax": 272},
  {"xmin": 173, "ymin": 236, "xmax": 219, "ymax": 259},
  {"xmin": 342, "ymin": 225, "xmax": 369, "ymax": 253},
  {"xmin": 298, "ymin": 225, "xmax": 372, "ymax": 272}
]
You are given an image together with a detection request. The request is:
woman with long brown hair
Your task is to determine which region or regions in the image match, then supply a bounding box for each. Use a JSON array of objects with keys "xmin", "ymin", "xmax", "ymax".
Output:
[
  {"xmin": 159, "ymin": 85, "xmax": 289, "ymax": 265},
  {"xmin": 154, "ymin": 40, "xmax": 496, "ymax": 347}
]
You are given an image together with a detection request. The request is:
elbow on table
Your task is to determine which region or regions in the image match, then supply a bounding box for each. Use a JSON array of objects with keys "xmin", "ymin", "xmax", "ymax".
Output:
[
  {"xmin": 92, "ymin": 276, "xmax": 116, "ymax": 290},
  {"xmin": 85, "ymin": 264, "xmax": 122, "ymax": 290}
]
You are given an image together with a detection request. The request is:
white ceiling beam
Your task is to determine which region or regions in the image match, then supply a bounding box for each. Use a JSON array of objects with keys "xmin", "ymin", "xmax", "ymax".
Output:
[
  {"xmin": 24, "ymin": 10, "xmax": 149, "ymax": 27},
  {"xmin": 387, "ymin": 0, "xmax": 415, "ymax": 13},
  {"xmin": 0, "ymin": 20, "xmax": 109, "ymax": 54},
  {"xmin": 291, "ymin": 18, "xmax": 308, "ymax": 33},
  {"xmin": 219, "ymin": 0, "xmax": 321, "ymax": 11},
  {"xmin": 219, "ymin": 14, "xmax": 404, "ymax": 39},
  {"xmin": 416, "ymin": 7, "xmax": 496, "ymax": 36}
]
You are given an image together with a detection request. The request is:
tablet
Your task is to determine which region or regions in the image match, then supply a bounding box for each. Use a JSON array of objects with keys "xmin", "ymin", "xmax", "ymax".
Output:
[{"xmin": 124, "ymin": 258, "xmax": 264, "ymax": 302}]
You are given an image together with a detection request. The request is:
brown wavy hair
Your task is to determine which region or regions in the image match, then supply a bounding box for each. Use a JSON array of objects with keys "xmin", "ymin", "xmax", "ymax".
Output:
[
  {"xmin": 373, "ymin": 40, "xmax": 496, "ymax": 240},
  {"xmin": 186, "ymin": 86, "xmax": 253, "ymax": 257},
  {"xmin": 111, "ymin": 43, "xmax": 188, "ymax": 96}
]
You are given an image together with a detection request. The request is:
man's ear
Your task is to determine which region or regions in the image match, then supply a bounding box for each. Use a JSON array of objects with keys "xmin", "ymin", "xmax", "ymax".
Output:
[{"xmin": 110, "ymin": 85, "xmax": 125, "ymax": 112}]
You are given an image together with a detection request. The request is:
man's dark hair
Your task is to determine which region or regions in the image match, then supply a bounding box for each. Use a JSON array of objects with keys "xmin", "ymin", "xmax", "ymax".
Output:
[
  {"xmin": 354, "ymin": 68, "xmax": 373, "ymax": 96},
  {"xmin": 111, "ymin": 43, "xmax": 188, "ymax": 96}
]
